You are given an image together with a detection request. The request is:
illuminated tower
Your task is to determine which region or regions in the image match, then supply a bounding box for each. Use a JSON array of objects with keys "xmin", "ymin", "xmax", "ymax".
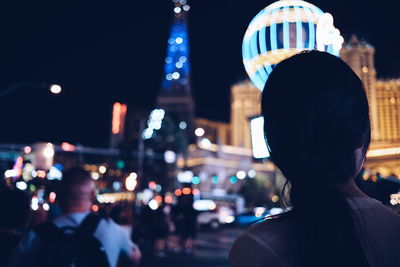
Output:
[
  {"xmin": 340, "ymin": 35, "xmax": 379, "ymax": 141},
  {"xmin": 375, "ymin": 79, "xmax": 400, "ymax": 142},
  {"xmin": 157, "ymin": 0, "xmax": 195, "ymax": 129},
  {"xmin": 231, "ymin": 81, "xmax": 261, "ymax": 149}
]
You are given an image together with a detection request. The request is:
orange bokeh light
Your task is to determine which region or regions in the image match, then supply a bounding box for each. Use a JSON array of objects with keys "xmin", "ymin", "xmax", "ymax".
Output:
[
  {"xmin": 174, "ymin": 189, "xmax": 182, "ymax": 196},
  {"xmin": 182, "ymin": 187, "xmax": 191, "ymax": 195},
  {"xmin": 148, "ymin": 181, "xmax": 157, "ymax": 190},
  {"xmin": 91, "ymin": 204, "xmax": 99, "ymax": 212},
  {"xmin": 164, "ymin": 195, "xmax": 173, "ymax": 204},
  {"xmin": 37, "ymin": 170, "xmax": 47, "ymax": 179},
  {"xmin": 155, "ymin": 195, "xmax": 163, "ymax": 203}
]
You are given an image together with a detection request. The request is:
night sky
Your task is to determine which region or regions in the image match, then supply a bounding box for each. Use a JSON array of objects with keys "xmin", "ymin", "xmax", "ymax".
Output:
[{"xmin": 0, "ymin": 0, "xmax": 398, "ymax": 147}]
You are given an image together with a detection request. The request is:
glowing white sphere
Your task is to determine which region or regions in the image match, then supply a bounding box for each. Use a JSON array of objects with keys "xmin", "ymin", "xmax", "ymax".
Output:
[
  {"xmin": 248, "ymin": 169, "xmax": 256, "ymax": 178},
  {"xmin": 42, "ymin": 203, "xmax": 50, "ymax": 211},
  {"xmin": 99, "ymin": 165, "xmax": 107, "ymax": 174},
  {"xmin": 50, "ymin": 84, "xmax": 62, "ymax": 94},
  {"xmin": 236, "ymin": 171, "xmax": 246, "ymax": 180},
  {"xmin": 195, "ymin": 128, "xmax": 205, "ymax": 137},
  {"xmin": 91, "ymin": 172, "xmax": 99, "ymax": 180},
  {"xmin": 16, "ymin": 181, "xmax": 27, "ymax": 190},
  {"xmin": 164, "ymin": 150, "xmax": 176, "ymax": 163},
  {"xmin": 149, "ymin": 199, "xmax": 159, "ymax": 210},
  {"xmin": 126, "ymin": 174, "xmax": 137, "ymax": 191}
]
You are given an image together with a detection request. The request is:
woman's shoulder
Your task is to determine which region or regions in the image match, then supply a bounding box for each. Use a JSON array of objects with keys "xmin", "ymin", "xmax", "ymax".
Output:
[
  {"xmin": 242, "ymin": 212, "xmax": 294, "ymax": 235},
  {"xmin": 229, "ymin": 212, "xmax": 301, "ymax": 267},
  {"xmin": 347, "ymin": 196, "xmax": 400, "ymax": 224}
]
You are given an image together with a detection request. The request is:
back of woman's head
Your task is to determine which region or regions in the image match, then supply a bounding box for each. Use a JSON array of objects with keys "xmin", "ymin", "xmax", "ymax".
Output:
[
  {"xmin": 262, "ymin": 50, "xmax": 370, "ymax": 183},
  {"xmin": 261, "ymin": 51, "xmax": 370, "ymax": 266}
]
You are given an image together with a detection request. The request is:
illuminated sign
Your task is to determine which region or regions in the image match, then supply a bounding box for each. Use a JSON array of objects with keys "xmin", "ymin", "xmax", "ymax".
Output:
[
  {"xmin": 112, "ymin": 102, "xmax": 127, "ymax": 135},
  {"xmin": 242, "ymin": 0, "xmax": 343, "ymax": 90},
  {"xmin": 250, "ymin": 116, "xmax": 270, "ymax": 159}
]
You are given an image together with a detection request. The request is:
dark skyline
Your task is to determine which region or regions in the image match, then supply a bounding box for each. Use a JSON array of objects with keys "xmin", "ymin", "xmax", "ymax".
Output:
[{"xmin": 0, "ymin": 0, "xmax": 398, "ymax": 147}]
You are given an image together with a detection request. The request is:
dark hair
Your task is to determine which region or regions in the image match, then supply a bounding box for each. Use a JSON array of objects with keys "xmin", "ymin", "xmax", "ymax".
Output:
[
  {"xmin": 58, "ymin": 166, "xmax": 94, "ymax": 209},
  {"xmin": 261, "ymin": 51, "xmax": 370, "ymax": 267}
]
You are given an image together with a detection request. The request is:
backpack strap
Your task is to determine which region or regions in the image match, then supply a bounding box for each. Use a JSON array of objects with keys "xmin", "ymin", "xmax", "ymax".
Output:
[
  {"xmin": 78, "ymin": 213, "xmax": 102, "ymax": 235},
  {"xmin": 34, "ymin": 222, "xmax": 61, "ymax": 242}
]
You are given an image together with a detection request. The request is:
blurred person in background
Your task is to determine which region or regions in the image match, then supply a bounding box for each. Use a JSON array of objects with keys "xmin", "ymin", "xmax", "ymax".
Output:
[
  {"xmin": 135, "ymin": 200, "xmax": 154, "ymax": 255},
  {"xmin": 164, "ymin": 203, "xmax": 179, "ymax": 253},
  {"xmin": 110, "ymin": 204, "xmax": 124, "ymax": 224},
  {"xmin": 0, "ymin": 187, "xmax": 30, "ymax": 267},
  {"xmin": 230, "ymin": 51, "xmax": 400, "ymax": 267},
  {"xmin": 8, "ymin": 166, "xmax": 141, "ymax": 267},
  {"xmin": 153, "ymin": 201, "xmax": 169, "ymax": 257},
  {"xmin": 134, "ymin": 198, "xmax": 168, "ymax": 257},
  {"xmin": 173, "ymin": 194, "xmax": 197, "ymax": 255}
]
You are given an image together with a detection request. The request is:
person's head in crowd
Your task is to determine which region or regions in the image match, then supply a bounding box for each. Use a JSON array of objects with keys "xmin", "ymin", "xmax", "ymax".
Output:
[
  {"xmin": 261, "ymin": 50, "xmax": 370, "ymax": 266},
  {"xmin": 0, "ymin": 187, "xmax": 30, "ymax": 232},
  {"xmin": 57, "ymin": 166, "xmax": 95, "ymax": 214}
]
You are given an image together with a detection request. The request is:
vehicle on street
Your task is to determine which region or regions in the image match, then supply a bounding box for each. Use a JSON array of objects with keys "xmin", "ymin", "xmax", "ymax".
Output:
[{"xmin": 194, "ymin": 199, "xmax": 235, "ymax": 229}]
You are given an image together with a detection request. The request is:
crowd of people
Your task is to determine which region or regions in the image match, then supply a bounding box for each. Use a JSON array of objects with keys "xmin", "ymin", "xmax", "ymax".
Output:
[
  {"xmin": 1, "ymin": 167, "xmax": 141, "ymax": 267},
  {"xmin": 0, "ymin": 166, "xmax": 201, "ymax": 267}
]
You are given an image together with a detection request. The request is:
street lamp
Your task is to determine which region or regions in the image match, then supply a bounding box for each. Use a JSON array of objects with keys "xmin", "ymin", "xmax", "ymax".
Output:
[
  {"xmin": 0, "ymin": 82, "xmax": 62, "ymax": 99},
  {"xmin": 49, "ymin": 84, "xmax": 62, "ymax": 94}
]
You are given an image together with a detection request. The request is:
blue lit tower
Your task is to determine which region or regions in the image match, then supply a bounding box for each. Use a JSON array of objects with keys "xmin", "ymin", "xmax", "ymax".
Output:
[{"xmin": 157, "ymin": 0, "xmax": 194, "ymax": 129}]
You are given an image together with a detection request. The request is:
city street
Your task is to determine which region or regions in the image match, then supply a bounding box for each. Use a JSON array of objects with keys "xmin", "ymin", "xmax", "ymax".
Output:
[
  {"xmin": 140, "ymin": 227, "xmax": 243, "ymax": 267},
  {"xmin": 1, "ymin": 1, "xmax": 399, "ymax": 267}
]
